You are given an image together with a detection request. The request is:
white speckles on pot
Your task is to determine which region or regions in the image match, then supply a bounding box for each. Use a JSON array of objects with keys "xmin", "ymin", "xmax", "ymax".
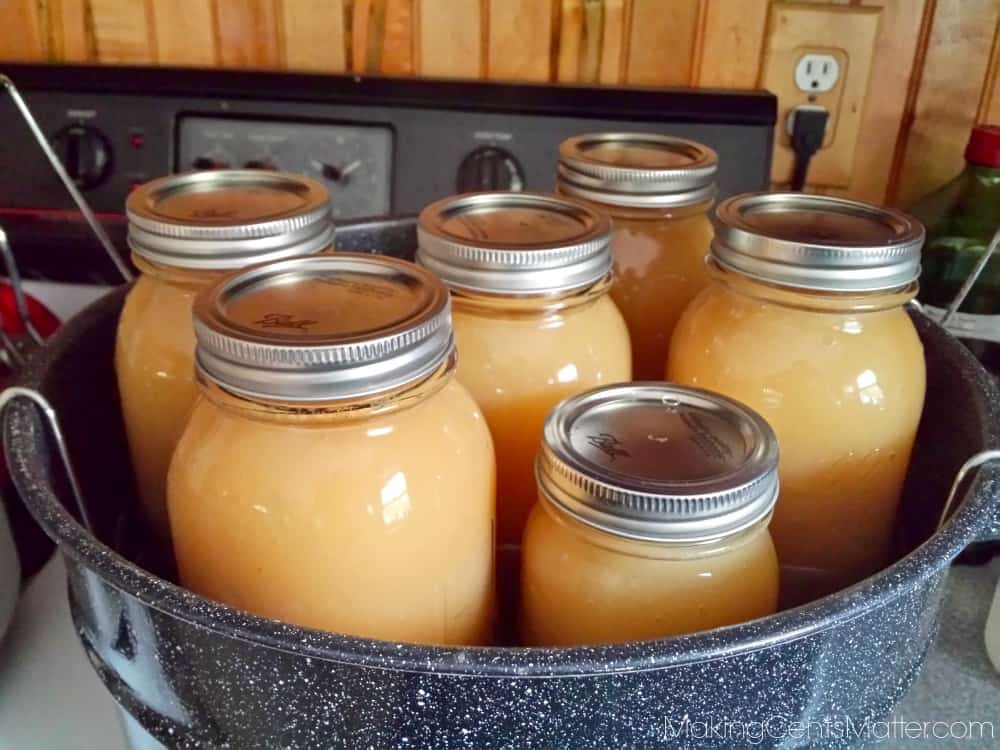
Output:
[{"xmin": 5, "ymin": 287, "xmax": 1000, "ymax": 749}]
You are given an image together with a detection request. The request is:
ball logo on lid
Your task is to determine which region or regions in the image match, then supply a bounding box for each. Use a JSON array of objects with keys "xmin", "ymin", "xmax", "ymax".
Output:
[
  {"xmin": 253, "ymin": 313, "xmax": 318, "ymax": 331},
  {"xmin": 584, "ymin": 432, "xmax": 631, "ymax": 462}
]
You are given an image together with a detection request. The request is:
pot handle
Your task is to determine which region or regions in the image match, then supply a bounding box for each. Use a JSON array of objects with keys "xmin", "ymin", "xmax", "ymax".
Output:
[
  {"xmin": 936, "ymin": 450, "xmax": 1000, "ymax": 544},
  {"xmin": 0, "ymin": 387, "xmax": 94, "ymax": 532}
]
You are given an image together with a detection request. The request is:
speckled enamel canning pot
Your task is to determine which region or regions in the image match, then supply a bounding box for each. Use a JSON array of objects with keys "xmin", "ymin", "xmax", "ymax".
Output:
[{"xmin": 5, "ymin": 283, "xmax": 1000, "ymax": 750}]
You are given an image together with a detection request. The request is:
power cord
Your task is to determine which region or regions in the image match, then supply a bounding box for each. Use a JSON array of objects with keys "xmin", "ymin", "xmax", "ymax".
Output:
[{"xmin": 787, "ymin": 104, "xmax": 830, "ymax": 191}]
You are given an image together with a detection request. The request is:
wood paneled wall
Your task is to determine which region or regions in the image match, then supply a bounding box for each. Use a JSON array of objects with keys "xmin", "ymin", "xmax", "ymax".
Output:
[{"xmin": 1, "ymin": 0, "xmax": 998, "ymax": 208}]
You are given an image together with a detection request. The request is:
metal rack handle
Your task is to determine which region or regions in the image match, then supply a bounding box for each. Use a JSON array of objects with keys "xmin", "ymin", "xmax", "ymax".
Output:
[
  {"xmin": 0, "ymin": 386, "xmax": 93, "ymax": 533},
  {"xmin": 936, "ymin": 449, "xmax": 1000, "ymax": 533},
  {"xmin": 0, "ymin": 224, "xmax": 44, "ymax": 347},
  {"xmin": 0, "ymin": 74, "xmax": 133, "ymax": 283},
  {"xmin": 940, "ymin": 227, "xmax": 1000, "ymax": 328}
]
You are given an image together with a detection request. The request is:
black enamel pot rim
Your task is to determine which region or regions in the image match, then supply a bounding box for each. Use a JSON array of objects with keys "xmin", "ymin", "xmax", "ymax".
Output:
[{"xmin": 6, "ymin": 288, "xmax": 1000, "ymax": 679}]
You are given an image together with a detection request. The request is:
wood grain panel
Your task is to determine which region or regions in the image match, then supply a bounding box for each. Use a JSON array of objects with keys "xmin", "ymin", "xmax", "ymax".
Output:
[
  {"xmin": 352, "ymin": 0, "xmax": 376, "ymax": 72},
  {"xmin": 214, "ymin": 0, "xmax": 280, "ymax": 69},
  {"xmin": 822, "ymin": 0, "xmax": 929, "ymax": 203},
  {"xmin": 695, "ymin": 0, "xmax": 768, "ymax": 88},
  {"xmin": 626, "ymin": 0, "xmax": 699, "ymax": 86},
  {"xmin": 556, "ymin": 0, "xmax": 583, "ymax": 82},
  {"xmin": 151, "ymin": 0, "xmax": 216, "ymax": 67},
  {"xmin": 89, "ymin": 0, "xmax": 155, "ymax": 64},
  {"xmin": 46, "ymin": 0, "xmax": 94, "ymax": 62},
  {"xmin": 978, "ymin": 20, "xmax": 999, "ymax": 123},
  {"xmin": 894, "ymin": 0, "xmax": 999, "ymax": 208},
  {"xmin": 278, "ymin": 0, "xmax": 347, "ymax": 72},
  {"xmin": 381, "ymin": 0, "xmax": 414, "ymax": 75},
  {"xmin": 487, "ymin": 0, "xmax": 554, "ymax": 82},
  {"xmin": 598, "ymin": 0, "xmax": 629, "ymax": 84},
  {"xmin": 415, "ymin": 0, "xmax": 482, "ymax": 79},
  {"xmin": 0, "ymin": 0, "xmax": 48, "ymax": 61}
]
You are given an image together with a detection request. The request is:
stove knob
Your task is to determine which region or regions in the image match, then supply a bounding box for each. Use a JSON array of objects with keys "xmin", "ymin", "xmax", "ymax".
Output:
[
  {"xmin": 50, "ymin": 125, "xmax": 113, "ymax": 190},
  {"xmin": 456, "ymin": 146, "xmax": 524, "ymax": 192}
]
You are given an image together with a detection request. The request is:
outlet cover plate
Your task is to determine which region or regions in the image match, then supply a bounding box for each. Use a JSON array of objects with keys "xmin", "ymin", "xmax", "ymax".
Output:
[{"xmin": 761, "ymin": 3, "xmax": 881, "ymax": 188}]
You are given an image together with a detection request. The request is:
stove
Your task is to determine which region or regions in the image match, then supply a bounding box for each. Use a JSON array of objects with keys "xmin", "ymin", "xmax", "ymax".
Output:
[{"xmin": 0, "ymin": 63, "xmax": 775, "ymax": 285}]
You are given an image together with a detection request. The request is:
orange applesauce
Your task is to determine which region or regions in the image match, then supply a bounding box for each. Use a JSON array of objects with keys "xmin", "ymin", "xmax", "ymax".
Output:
[
  {"xmin": 115, "ymin": 171, "xmax": 332, "ymax": 540},
  {"xmin": 168, "ymin": 254, "xmax": 496, "ymax": 645},
  {"xmin": 667, "ymin": 193, "xmax": 927, "ymax": 602},
  {"xmin": 520, "ymin": 384, "xmax": 780, "ymax": 646},
  {"xmin": 557, "ymin": 133, "xmax": 718, "ymax": 379},
  {"xmin": 417, "ymin": 192, "xmax": 631, "ymax": 547}
]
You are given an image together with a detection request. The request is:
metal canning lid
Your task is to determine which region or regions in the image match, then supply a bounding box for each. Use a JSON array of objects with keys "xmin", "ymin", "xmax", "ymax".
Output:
[
  {"xmin": 557, "ymin": 133, "xmax": 718, "ymax": 208},
  {"xmin": 711, "ymin": 192, "xmax": 925, "ymax": 292},
  {"xmin": 193, "ymin": 253, "xmax": 453, "ymax": 402},
  {"xmin": 536, "ymin": 383, "xmax": 779, "ymax": 543},
  {"xmin": 416, "ymin": 192, "xmax": 612, "ymax": 295},
  {"xmin": 127, "ymin": 170, "xmax": 334, "ymax": 270}
]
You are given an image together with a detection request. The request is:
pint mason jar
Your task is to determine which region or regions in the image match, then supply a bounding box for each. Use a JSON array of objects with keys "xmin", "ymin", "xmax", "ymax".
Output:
[
  {"xmin": 668, "ymin": 193, "xmax": 927, "ymax": 603},
  {"xmin": 116, "ymin": 170, "xmax": 333, "ymax": 540},
  {"xmin": 556, "ymin": 133, "xmax": 718, "ymax": 379},
  {"xmin": 168, "ymin": 254, "xmax": 496, "ymax": 646},
  {"xmin": 520, "ymin": 383, "xmax": 780, "ymax": 646},
  {"xmin": 417, "ymin": 192, "xmax": 631, "ymax": 549}
]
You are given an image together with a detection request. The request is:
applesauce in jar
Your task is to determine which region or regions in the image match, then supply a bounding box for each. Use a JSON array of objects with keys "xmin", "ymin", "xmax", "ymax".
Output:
[
  {"xmin": 557, "ymin": 133, "xmax": 718, "ymax": 379},
  {"xmin": 116, "ymin": 171, "xmax": 333, "ymax": 540},
  {"xmin": 417, "ymin": 192, "xmax": 631, "ymax": 549},
  {"xmin": 520, "ymin": 383, "xmax": 780, "ymax": 646},
  {"xmin": 668, "ymin": 193, "xmax": 927, "ymax": 603},
  {"xmin": 168, "ymin": 254, "xmax": 496, "ymax": 645}
]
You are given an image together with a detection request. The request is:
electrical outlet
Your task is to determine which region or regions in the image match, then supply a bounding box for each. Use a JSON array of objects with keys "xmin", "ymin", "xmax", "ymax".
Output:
[
  {"xmin": 761, "ymin": 3, "xmax": 881, "ymax": 188},
  {"xmin": 795, "ymin": 53, "xmax": 840, "ymax": 93}
]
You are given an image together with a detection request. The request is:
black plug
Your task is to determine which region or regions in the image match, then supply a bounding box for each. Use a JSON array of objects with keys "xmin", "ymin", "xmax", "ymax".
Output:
[{"xmin": 788, "ymin": 105, "xmax": 829, "ymax": 191}]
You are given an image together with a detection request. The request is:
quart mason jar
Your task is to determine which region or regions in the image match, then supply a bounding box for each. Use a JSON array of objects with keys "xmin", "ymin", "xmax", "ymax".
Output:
[
  {"xmin": 520, "ymin": 383, "xmax": 780, "ymax": 646},
  {"xmin": 168, "ymin": 254, "xmax": 496, "ymax": 646},
  {"xmin": 417, "ymin": 192, "xmax": 631, "ymax": 549},
  {"xmin": 116, "ymin": 171, "xmax": 333, "ymax": 541},
  {"xmin": 556, "ymin": 133, "xmax": 718, "ymax": 379},
  {"xmin": 668, "ymin": 193, "xmax": 927, "ymax": 604}
]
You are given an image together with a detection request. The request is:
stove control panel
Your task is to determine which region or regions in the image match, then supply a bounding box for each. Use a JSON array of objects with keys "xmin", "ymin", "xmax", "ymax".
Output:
[
  {"xmin": 0, "ymin": 64, "xmax": 775, "ymax": 282},
  {"xmin": 178, "ymin": 117, "xmax": 393, "ymax": 219}
]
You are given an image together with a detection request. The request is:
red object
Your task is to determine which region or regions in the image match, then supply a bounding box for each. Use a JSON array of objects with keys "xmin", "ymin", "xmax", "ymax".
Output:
[
  {"xmin": 0, "ymin": 282, "xmax": 61, "ymax": 338},
  {"xmin": 0, "ymin": 282, "xmax": 60, "ymax": 486},
  {"xmin": 964, "ymin": 124, "xmax": 1000, "ymax": 167},
  {"xmin": 129, "ymin": 131, "xmax": 145, "ymax": 149}
]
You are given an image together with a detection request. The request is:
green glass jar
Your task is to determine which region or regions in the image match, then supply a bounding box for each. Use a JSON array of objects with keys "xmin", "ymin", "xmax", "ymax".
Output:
[{"xmin": 912, "ymin": 124, "xmax": 1000, "ymax": 371}]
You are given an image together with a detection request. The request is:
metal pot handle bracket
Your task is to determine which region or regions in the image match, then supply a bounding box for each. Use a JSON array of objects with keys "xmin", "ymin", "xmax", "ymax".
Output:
[
  {"xmin": 0, "ymin": 224, "xmax": 45, "ymax": 370},
  {"xmin": 938, "ymin": 450, "xmax": 1000, "ymax": 544},
  {"xmin": 0, "ymin": 73, "xmax": 133, "ymax": 283},
  {"xmin": 0, "ymin": 388, "xmax": 93, "ymax": 533}
]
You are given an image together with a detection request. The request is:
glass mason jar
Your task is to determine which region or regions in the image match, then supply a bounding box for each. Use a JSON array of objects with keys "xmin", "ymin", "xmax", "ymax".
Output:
[
  {"xmin": 668, "ymin": 193, "xmax": 927, "ymax": 604},
  {"xmin": 556, "ymin": 133, "xmax": 718, "ymax": 379},
  {"xmin": 417, "ymin": 192, "xmax": 631, "ymax": 550},
  {"xmin": 168, "ymin": 254, "xmax": 496, "ymax": 645},
  {"xmin": 520, "ymin": 384, "xmax": 780, "ymax": 646},
  {"xmin": 116, "ymin": 170, "xmax": 333, "ymax": 541}
]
